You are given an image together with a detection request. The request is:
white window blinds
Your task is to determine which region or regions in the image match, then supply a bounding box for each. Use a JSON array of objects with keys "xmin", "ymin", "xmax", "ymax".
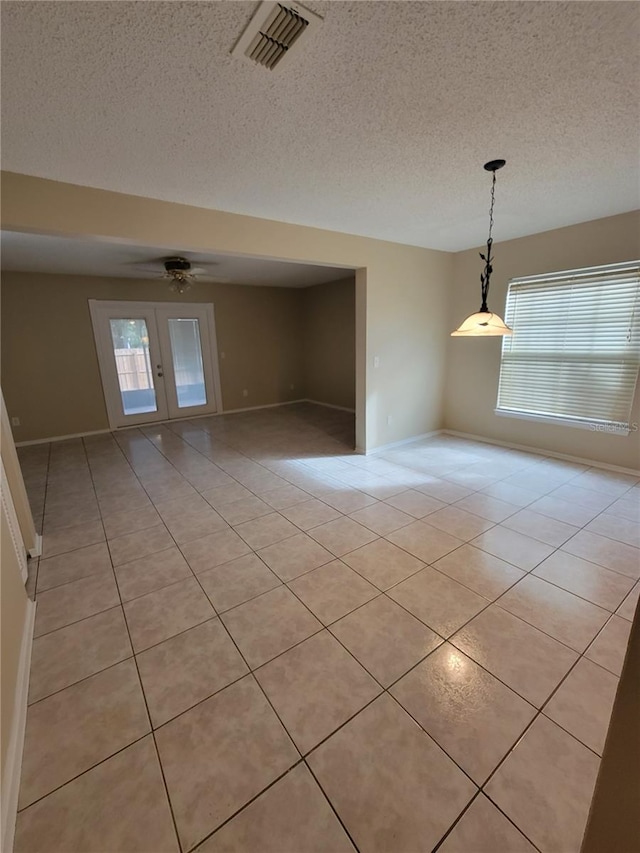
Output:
[{"xmin": 496, "ymin": 261, "xmax": 640, "ymax": 431}]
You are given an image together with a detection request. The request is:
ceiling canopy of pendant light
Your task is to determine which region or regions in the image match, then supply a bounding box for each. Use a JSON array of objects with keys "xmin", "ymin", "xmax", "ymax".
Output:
[{"xmin": 451, "ymin": 159, "xmax": 513, "ymax": 337}]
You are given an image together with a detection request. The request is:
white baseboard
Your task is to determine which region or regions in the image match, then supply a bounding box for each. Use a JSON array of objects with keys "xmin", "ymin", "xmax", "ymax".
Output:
[
  {"xmin": 215, "ymin": 399, "xmax": 307, "ymax": 416},
  {"xmin": 366, "ymin": 429, "xmax": 443, "ymax": 455},
  {"xmin": 304, "ymin": 399, "xmax": 356, "ymax": 414},
  {"xmin": 1, "ymin": 598, "xmax": 36, "ymax": 853},
  {"xmin": 443, "ymin": 429, "xmax": 640, "ymax": 477},
  {"xmin": 16, "ymin": 428, "xmax": 111, "ymax": 447},
  {"xmin": 28, "ymin": 534, "xmax": 42, "ymax": 559}
]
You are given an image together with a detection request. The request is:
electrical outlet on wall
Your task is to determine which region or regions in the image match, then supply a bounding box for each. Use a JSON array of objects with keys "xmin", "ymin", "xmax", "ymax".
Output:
[
  {"xmin": 290, "ymin": 384, "xmax": 295, "ymax": 390},
  {"xmin": 387, "ymin": 415, "xmax": 393, "ymax": 426},
  {"xmin": 243, "ymin": 389, "xmax": 248, "ymax": 397},
  {"xmin": 11, "ymin": 417, "xmax": 20, "ymax": 427}
]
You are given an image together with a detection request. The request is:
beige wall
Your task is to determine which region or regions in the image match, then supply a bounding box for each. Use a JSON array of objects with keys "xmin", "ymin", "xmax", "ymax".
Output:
[
  {"xmin": 303, "ymin": 276, "xmax": 355, "ymax": 410},
  {"xmin": 445, "ymin": 211, "xmax": 640, "ymax": 470},
  {"xmin": 1, "ymin": 272, "xmax": 306, "ymax": 443},
  {"xmin": 0, "ymin": 172, "xmax": 453, "ymax": 451}
]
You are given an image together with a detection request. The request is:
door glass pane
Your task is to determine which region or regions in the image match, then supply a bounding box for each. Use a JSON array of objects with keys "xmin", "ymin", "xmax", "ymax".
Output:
[
  {"xmin": 109, "ymin": 319, "xmax": 158, "ymax": 415},
  {"xmin": 167, "ymin": 319, "xmax": 207, "ymax": 408}
]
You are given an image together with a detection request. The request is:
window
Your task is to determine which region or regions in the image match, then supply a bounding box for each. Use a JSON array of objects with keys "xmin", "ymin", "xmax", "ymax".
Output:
[{"xmin": 496, "ymin": 261, "xmax": 640, "ymax": 434}]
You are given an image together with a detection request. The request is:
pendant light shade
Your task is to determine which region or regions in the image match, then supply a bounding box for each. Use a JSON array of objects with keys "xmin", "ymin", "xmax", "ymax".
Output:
[
  {"xmin": 451, "ymin": 311, "xmax": 513, "ymax": 336},
  {"xmin": 451, "ymin": 159, "xmax": 513, "ymax": 337}
]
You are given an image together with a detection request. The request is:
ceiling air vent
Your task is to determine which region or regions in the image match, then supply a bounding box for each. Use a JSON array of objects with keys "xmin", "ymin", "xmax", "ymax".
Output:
[{"xmin": 232, "ymin": 1, "xmax": 322, "ymax": 70}]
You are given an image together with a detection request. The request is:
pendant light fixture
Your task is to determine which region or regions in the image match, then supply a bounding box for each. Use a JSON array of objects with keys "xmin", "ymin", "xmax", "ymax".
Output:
[{"xmin": 451, "ymin": 159, "xmax": 513, "ymax": 336}]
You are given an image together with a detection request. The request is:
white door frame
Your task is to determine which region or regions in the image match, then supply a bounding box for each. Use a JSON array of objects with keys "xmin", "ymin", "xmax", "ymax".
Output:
[{"xmin": 89, "ymin": 300, "xmax": 223, "ymax": 430}]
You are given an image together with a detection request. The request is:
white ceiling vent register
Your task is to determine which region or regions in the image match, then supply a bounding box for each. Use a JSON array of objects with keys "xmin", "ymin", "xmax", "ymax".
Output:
[{"xmin": 231, "ymin": 1, "xmax": 322, "ymax": 70}]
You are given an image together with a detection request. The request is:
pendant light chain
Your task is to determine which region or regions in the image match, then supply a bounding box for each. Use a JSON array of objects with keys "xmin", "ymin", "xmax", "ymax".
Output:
[{"xmin": 479, "ymin": 168, "xmax": 498, "ymax": 312}]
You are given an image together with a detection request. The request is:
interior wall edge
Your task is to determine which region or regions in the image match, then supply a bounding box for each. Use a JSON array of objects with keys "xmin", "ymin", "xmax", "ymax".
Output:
[{"xmin": 0, "ymin": 598, "xmax": 35, "ymax": 853}]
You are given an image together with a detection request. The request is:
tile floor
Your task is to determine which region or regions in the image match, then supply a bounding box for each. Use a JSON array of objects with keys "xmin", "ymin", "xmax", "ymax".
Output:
[{"xmin": 15, "ymin": 402, "xmax": 639, "ymax": 853}]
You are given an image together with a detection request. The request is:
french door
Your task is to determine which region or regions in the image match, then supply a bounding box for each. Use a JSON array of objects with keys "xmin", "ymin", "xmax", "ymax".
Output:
[{"xmin": 89, "ymin": 301, "xmax": 222, "ymax": 428}]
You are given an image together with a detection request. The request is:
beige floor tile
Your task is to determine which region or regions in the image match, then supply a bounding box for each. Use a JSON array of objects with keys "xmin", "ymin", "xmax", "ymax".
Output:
[
  {"xmin": 320, "ymin": 488, "xmax": 378, "ymax": 513},
  {"xmin": 41, "ymin": 520, "xmax": 105, "ymax": 559},
  {"xmin": 388, "ymin": 566, "xmax": 487, "ymax": 637},
  {"xmin": 19, "ymin": 659, "xmax": 150, "ymax": 809},
  {"xmin": 260, "ymin": 483, "xmax": 313, "ymax": 509},
  {"xmin": 562, "ymin": 530, "xmax": 640, "ymax": 579},
  {"xmin": 330, "ymin": 595, "xmax": 442, "ymax": 686},
  {"xmin": 195, "ymin": 763, "xmax": 355, "ymax": 853},
  {"xmin": 14, "ymin": 737, "xmax": 179, "ymax": 853},
  {"xmin": 438, "ymin": 794, "xmax": 537, "ymax": 853},
  {"xmin": 44, "ymin": 502, "xmax": 101, "ymax": 532},
  {"xmin": 454, "ymin": 493, "xmax": 520, "ymax": 523},
  {"xmin": 255, "ymin": 631, "xmax": 381, "ymax": 753},
  {"xmin": 98, "ymin": 491, "xmax": 152, "ymax": 518},
  {"xmin": 424, "ymin": 506, "xmax": 495, "ymax": 541},
  {"xmin": 201, "ymin": 482, "xmax": 254, "ymax": 508},
  {"xmin": 603, "ymin": 493, "xmax": 640, "ymax": 523},
  {"xmin": 384, "ymin": 488, "xmax": 446, "ymax": 518},
  {"xmin": 221, "ymin": 586, "xmax": 321, "ymax": 668},
  {"xmin": 341, "ymin": 538, "xmax": 424, "ymax": 590},
  {"xmin": 586, "ymin": 513, "xmax": 640, "ymax": 549},
  {"xmin": 544, "ymin": 657, "xmax": 618, "ymax": 755},
  {"xmin": 154, "ymin": 493, "xmax": 211, "ymax": 521},
  {"xmin": 584, "ymin": 614, "xmax": 632, "ymax": 676},
  {"xmin": 233, "ymin": 512, "xmax": 299, "ymax": 549},
  {"xmin": 307, "ymin": 694, "xmax": 476, "ymax": 853},
  {"xmin": 37, "ymin": 542, "xmax": 112, "ymax": 592},
  {"xmin": 288, "ymin": 560, "xmax": 379, "ymax": 624},
  {"xmin": 616, "ymin": 582, "xmax": 640, "ymax": 621},
  {"xmin": 258, "ymin": 532, "xmax": 335, "ymax": 581},
  {"xmin": 29, "ymin": 607, "xmax": 132, "ymax": 703},
  {"xmin": 352, "ymin": 494, "xmax": 417, "ymax": 531},
  {"xmin": 498, "ymin": 576, "xmax": 610, "ymax": 652},
  {"xmin": 281, "ymin": 498, "xmax": 343, "ymax": 530},
  {"xmin": 216, "ymin": 495, "xmax": 273, "ymax": 525},
  {"xmin": 114, "ymin": 546, "xmax": 192, "ymax": 601},
  {"xmin": 471, "ymin": 526, "xmax": 554, "ymax": 571},
  {"xmin": 485, "ymin": 716, "xmax": 599, "ymax": 853},
  {"xmin": 528, "ymin": 495, "xmax": 600, "ymax": 527},
  {"xmin": 155, "ymin": 676, "xmax": 298, "ymax": 851},
  {"xmin": 308, "ymin": 516, "xmax": 378, "ymax": 556},
  {"xmin": 433, "ymin": 544, "xmax": 525, "ymax": 600},
  {"xmin": 101, "ymin": 505, "xmax": 161, "ymax": 539},
  {"xmin": 199, "ymin": 553, "xmax": 281, "ymax": 612},
  {"xmin": 392, "ymin": 643, "xmax": 536, "ymax": 784},
  {"xmin": 181, "ymin": 528, "xmax": 252, "ymax": 574},
  {"xmin": 386, "ymin": 521, "xmax": 463, "ymax": 564},
  {"xmin": 108, "ymin": 524, "xmax": 174, "ymax": 567},
  {"xmin": 501, "ymin": 508, "xmax": 580, "ymax": 546},
  {"xmin": 452, "ymin": 605, "xmax": 579, "ymax": 707},
  {"xmin": 533, "ymin": 550, "xmax": 635, "ymax": 612},
  {"xmin": 479, "ymin": 481, "xmax": 541, "ymax": 509},
  {"xmin": 137, "ymin": 618, "xmax": 248, "ymax": 727},
  {"xmin": 416, "ymin": 479, "xmax": 473, "ymax": 503},
  {"xmin": 34, "ymin": 571, "xmax": 120, "ymax": 637},
  {"xmin": 163, "ymin": 508, "xmax": 229, "ymax": 544},
  {"xmin": 124, "ymin": 577, "xmax": 216, "ymax": 652}
]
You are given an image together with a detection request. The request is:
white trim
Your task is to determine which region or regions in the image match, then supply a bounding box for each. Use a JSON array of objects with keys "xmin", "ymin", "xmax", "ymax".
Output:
[
  {"xmin": 304, "ymin": 399, "xmax": 356, "ymax": 413},
  {"xmin": 213, "ymin": 399, "xmax": 307, "ymax": 415},
  {"xmin": 1, "ymin": 460, "xmax": 28, "ymax": 583},
  {"xmin": 15, "ymin": 429, "xmax": 112, "ymax": 447},
  {"xmin": 494, "ymin": 408, "xmax": 631, "ymax": 436},
  {"xmin": 443, "ymin": 429, "xmax": 640, "ymax": 477},
  {"xmin": 365, "ymin": 430, "xmax": 443, "ymax": 456},
  {"xmin": 1, "ymin": 598, "xmax": 36, "ymax": 853},
  {"xmin": 28, "ymin": 533, "xmax": 43, "ymax": 559}
]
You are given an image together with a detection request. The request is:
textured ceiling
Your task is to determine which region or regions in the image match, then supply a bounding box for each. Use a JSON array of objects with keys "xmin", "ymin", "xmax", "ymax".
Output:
[
  {"xmin": 0, "ymin": 231, "xmax": 351, "ymax": 287},
  {"xmin": 1, "ymin": 1, "xmax": 638, "ymax": 251}
]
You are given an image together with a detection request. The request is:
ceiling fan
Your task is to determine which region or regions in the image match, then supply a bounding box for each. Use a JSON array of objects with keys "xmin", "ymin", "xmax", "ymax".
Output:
[{"xmin": 128, "ymin": 255, "xmax": 230, "ymax": 293}]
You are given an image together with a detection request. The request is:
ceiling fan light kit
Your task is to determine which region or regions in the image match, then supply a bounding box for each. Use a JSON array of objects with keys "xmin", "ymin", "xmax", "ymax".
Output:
[{"xmin": 451, "ymin": 159, "xmax": 513, "ymax": 337}]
